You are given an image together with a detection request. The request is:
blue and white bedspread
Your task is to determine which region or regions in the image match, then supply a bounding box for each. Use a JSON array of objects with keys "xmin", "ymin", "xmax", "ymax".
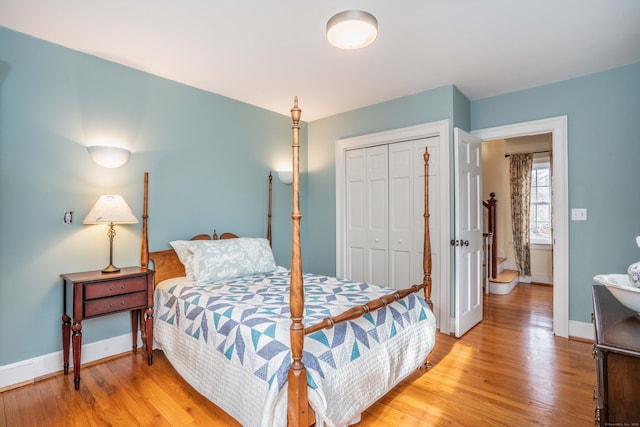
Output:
[{"xmin": 154, "ymin": 267, "xmax": 436, "ymax": 427}]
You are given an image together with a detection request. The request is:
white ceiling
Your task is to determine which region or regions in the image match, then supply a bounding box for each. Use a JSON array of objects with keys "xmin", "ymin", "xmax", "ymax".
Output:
[{"xmin": 1, "ymin": 1, "xmax": 639, "ymax": 121}]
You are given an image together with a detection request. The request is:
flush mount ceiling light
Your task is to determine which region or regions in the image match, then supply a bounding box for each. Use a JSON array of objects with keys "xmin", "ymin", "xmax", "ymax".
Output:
[
  {"xmin": 326, "ymin": 10, "xmax": 378, "ymax": 50},
  {"xmin": 87, "ymin": 145, "xmax": 131, "ymax": 168}
]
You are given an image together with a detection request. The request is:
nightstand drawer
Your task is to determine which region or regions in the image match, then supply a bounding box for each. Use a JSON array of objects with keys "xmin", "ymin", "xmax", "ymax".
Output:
[
  {"xmin": 84, "ymin": 276, "xmax": 148, "ymax": 300},
  {"xmin": 84, "ymin": 291, "xmax": 147, "ymax": 317}
]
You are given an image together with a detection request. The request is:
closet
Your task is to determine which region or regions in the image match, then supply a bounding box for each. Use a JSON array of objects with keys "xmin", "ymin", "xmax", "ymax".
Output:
[{"xmin": 345, "ymin": 137, "xmax": 438, "ymax": 290}]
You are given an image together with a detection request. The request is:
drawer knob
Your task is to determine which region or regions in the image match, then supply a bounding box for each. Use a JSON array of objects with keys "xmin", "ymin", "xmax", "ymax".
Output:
[
  {"xmin": 109, "ymin": 286, "xmax": 115, "ymax": 291},
  {"xmin": 121, "ymin": 301, "xmax": 125, "ymax": 305},
  {"xmin": 109, "ymin": 303, "xmax": 114, "ymax": 308},
  {"xmin": 121, "ymin": 285, "xmax": 126, "ymax": 289}
]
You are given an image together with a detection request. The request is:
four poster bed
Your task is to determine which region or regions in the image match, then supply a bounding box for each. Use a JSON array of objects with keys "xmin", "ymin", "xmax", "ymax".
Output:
[{"xmin": 140, "ymin": 98, "xmax": 437, "ymax": 427}]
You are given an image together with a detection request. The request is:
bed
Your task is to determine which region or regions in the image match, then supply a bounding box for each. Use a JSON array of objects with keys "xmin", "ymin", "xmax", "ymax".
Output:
[{"xmin": 140, "ymin": 98, "xmax": 437, "ymax": 427}]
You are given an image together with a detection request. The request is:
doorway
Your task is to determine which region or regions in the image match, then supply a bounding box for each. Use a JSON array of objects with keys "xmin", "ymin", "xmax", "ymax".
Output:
[
  {"xmin": 482, "ymin": 134, "xmax": 553, "ymax": 287},
  {"xmin": 473, "ymin": 116, "xmax": 568, "ymax": 337}
]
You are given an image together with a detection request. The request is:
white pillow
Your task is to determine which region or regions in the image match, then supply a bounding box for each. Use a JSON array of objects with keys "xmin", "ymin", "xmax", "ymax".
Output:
[
  {"xmin": 170, "ymin": 240, "xmax": 197, "ymax": 280},
  {"xmin": 171, "ymin": 238, "xmax": 276, "ymax": 283}
]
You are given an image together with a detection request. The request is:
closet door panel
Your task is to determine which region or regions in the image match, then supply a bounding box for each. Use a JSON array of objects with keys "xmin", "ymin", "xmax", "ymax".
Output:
[
  {"xmin": 346, "ymin": 150, "xmax": 368, "ymax": 283},
  {"xmin": 366, "ymin": 146, "xmax": 388, "ymax": 285},
  {"xmin": 389, "ymin": 142, "xmax": 413, "ymax": 289}
]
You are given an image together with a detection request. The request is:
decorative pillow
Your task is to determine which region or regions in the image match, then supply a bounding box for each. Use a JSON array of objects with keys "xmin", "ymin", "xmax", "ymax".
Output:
[
  {"xmin": 175, "ymin": 238, "xmax": 277, "ymax": 283},
  {"xmin": 170, "ymin": 240, "xmax": 197, "ymax": 280}
]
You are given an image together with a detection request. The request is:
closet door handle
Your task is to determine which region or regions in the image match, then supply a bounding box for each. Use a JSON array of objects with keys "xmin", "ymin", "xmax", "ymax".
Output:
[
  {"xmin": 374, "ymin": 238, "xmax": 380, "ymax": 242},
  {"xmin": 398, "ymin": 239, "xmax": 404, "ymax": 244}
]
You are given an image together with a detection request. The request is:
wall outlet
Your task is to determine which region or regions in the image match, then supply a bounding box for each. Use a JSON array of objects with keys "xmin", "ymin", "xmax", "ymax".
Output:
[
  {"xmin": 63, "ymin": 211, "xmax": 73, "ymax": 224},
  {"xmin": 571, "ymin": 208, "xmax": 587, "ymax": 221}
]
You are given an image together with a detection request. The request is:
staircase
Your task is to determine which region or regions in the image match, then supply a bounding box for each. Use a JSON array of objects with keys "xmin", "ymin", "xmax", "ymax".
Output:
[
  {"xmin": 488, "ymin": 257, "xmax": 520, "ymax": 295},
  {"xmin": 483, "ymin": 193, "xmax": 520, "ymax": 295}
]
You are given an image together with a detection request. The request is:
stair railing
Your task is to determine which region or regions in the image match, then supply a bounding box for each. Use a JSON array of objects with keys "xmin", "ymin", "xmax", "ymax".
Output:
[{"xmin": 482, "ymin": 192, "xmax": 498, "ymax": 279}]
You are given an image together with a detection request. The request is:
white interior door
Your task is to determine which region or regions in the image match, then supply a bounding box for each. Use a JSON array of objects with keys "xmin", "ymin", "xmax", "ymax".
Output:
[
  {"xmin": 366, "ymin": 146, "xmax": 389, "ymax": 286},
  {"xmin": 454, "ymin": 128, "xmax": 483, "ymax": 337},
  {"xmin": 345, "ymin": 146, "xmax": 388, "ymax": 286}
]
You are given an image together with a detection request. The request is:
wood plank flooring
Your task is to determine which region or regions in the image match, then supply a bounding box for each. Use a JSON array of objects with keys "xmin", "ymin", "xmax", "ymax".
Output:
[{"xmin": 1, "ymin": 283, "xmax": 595, "ymax": 426}]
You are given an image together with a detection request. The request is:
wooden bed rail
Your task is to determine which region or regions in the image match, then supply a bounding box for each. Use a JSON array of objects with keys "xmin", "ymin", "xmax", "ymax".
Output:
[{"xmin": 304, "ymin": 283, "xmax": 429, "ymax": 336}]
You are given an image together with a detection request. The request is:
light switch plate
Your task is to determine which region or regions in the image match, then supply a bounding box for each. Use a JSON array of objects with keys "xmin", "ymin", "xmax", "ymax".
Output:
[{"xmin": 571, "ymin": 208, "xmax": 587, "ymax": 221}]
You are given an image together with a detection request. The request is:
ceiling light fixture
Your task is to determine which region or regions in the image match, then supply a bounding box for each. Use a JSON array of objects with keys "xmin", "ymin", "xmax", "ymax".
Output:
[{"xmin": 326, "ymin": 10, "xmax": 378, "ymax": 50}]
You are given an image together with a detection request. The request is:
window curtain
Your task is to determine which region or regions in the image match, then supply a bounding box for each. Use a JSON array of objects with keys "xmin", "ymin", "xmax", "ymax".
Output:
[{"xmin": 509, "ymin": 153, "xmax": 533, "ymax": 276}]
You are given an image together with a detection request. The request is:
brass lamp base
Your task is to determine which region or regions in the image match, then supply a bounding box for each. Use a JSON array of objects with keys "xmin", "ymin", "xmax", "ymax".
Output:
[
  {"xmin": 101, "ymin": 264, "xmax": 120, "ymax": 274},
  {"xmin": 101, "ymin": 223, "xmax": 120, "ymax": 274}
]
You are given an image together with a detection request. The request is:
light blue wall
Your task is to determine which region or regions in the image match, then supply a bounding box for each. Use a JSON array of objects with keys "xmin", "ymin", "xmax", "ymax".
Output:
[
  {"xmin": 471, "ymin": 62, "xmax": 640, "ymax": 323},
  {"xmin": 0, "ymin": 28, "xmax": 305, "ymax": 365}
]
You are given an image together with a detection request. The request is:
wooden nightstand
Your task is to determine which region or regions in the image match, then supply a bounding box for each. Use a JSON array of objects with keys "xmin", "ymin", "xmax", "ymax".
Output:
[{"xmin": 60, "ymin": 266, "xmax": 154, "ymax": 390}]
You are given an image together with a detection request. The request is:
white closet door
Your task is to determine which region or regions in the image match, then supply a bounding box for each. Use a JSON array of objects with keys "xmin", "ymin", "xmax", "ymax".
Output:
[
  {"xmin": 345, "ymin": 149, "xmax": 367, "ymax": 282},
  {"xmin": 346, "ymin": 146, "xmax": 388, "ymax": 285},
  {"xmin": 347, "ymin": 138, "xmax": 440, "ymax": 291},
  {"xmin": 389, "ymin": 142, "xmax": 413, "ymax": 289},
  {"xmin": 366, "ymin": 146, "xmax": 389, "ymax": 286},
  {"xmin": 389, "ymin": 137, "xmax": 440, "ymax": 291}
]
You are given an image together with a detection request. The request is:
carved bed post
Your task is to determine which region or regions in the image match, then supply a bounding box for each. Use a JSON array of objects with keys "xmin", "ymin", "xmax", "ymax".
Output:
[
  {"xmin": 141, "ymin": 172, "xmax": 149, "ymax": 269},
  {"xmin": 268, "ymin": 172, "xmax": 273, "ymax": 247},
  {"xmin": 287, "ymin": 97, "xmax": 309, "ymax": 426},
  {"xmin": 423, "ymin": 149, "xmax": 433, "ymax": 310}
]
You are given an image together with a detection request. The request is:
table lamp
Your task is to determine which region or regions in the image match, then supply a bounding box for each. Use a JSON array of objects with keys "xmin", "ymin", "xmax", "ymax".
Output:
[{"xmin": 83, "ymin": 195, "xmax": 138, "ymax": 273}]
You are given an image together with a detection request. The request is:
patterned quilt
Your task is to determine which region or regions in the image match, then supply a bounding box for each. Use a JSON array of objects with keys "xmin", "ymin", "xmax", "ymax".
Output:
[{"xmin": 154, "ymin": 267, "xmax": 436, "ymax": 427}]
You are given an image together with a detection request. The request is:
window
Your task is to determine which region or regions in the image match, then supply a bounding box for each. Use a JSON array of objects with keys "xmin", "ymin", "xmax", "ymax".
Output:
[{"xmin": 530, "ymin": 157, "xmax": 552, "ymax": 245}]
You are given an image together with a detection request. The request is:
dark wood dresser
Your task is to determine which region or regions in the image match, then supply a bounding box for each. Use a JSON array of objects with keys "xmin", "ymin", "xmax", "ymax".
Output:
[{"xmin": 592, "ymin": 284, "xmax": 640, "ymax": 426}]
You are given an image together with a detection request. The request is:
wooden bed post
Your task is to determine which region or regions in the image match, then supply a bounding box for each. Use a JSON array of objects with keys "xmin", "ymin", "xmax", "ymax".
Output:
[
  {"xmin": 141, "ymin": 172, "xmax": 149, "ymax": 269},
  {"xmin": 287, "ymin": 97, "xmax": 309, "ymax": 427},
  {"xmin": 423, "ymin": 149, "xmax": 433, "ymax": 310},
  {"xmin": 268, "ymin": 172, "xmax": 273, "ymax": 247}
]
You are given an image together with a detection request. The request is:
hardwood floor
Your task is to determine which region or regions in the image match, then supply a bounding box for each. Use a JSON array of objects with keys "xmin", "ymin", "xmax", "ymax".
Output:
[{"xmin": 1, "ymin": 283, "xmax": 595, "ymax": 426}]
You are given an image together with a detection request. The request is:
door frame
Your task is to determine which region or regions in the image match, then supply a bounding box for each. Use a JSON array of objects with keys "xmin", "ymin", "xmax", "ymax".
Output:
[
  {"xmin": 472, "ymin": 115, "xmax": 569, "ymax": 338},
  {"xmin": 335, "ymin": 120, "xmax": 451, "ymax": 334}
]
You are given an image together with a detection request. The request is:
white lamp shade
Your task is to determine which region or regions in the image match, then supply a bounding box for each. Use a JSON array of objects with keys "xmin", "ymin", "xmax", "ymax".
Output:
[
  {"xmin": 327, "ymin": 10, "xmax": 378, "ymax": 50},
  {"xmin": 87, "ymin": 146, "xmax": 131, "ymax": 168},
  {"xmin": 83, "ymin": 195, "xmax": 138, "ymax": 224},
  {"xmin": 277, "ymin": 170, "xmax": 293, "ymax": 185}
]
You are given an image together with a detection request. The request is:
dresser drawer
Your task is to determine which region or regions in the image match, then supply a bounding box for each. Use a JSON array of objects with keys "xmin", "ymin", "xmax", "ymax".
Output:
[
  {"xmin": 84, "ymin": 276, "xmax": 148, "ymax": 300},
  {"xmin": 84, "ymin": 291, "xmax": 147, "ymax": 317}
]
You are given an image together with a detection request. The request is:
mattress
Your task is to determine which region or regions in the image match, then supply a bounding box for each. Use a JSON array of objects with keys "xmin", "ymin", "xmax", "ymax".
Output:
[{"xmin": 153, "ymin": 267, "xmax": 436, "ymax": 427}]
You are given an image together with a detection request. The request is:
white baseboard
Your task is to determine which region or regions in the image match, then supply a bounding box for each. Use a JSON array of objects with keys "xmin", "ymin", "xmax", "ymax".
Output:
[
  {"xmin": 568, "ymin": 320, "xmax": 594, "ymax": 341},
  {"xmin": 531, "ymin": 275, "xmax": 553, "ymax": 284},
  {"xmin": 0, "ymin": 332, "xmax": 141, "ymax": 391}
]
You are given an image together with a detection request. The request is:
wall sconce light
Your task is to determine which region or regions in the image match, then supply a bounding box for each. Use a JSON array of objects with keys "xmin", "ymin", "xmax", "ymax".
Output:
[
  {"xmin": 87, "ymin": 146, "xmax": 131, "ymax": 168},
  {"xmin": 326, "ymin": 10, "xmax": 378, "ymax": 50},
  {"xmin": 277, "ymin": 170, "xmax": 293, "ymax": 185},
  {"xmin": 83, "ymin": 195, "xmax": 138, "ymax": 273}
]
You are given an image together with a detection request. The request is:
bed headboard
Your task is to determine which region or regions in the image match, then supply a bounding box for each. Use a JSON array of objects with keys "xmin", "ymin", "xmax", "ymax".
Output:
[{"xmin": 140, "ymin": 172, "xmax": 272, "ymax": 287}]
